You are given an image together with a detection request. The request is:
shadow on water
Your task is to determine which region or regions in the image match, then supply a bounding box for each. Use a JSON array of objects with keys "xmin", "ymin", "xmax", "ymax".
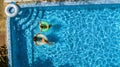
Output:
[
  {"xmin": 34, "ymin": 57, "xmax": 54, "ymax": 67},
  {"xmin": 52, "ymin": 24, "xmax": 62, "ymax": 32},
  {"xmin": 47, "ymin": 33, "xmax": 60, "ymax": 43},
  {"xmin": 46, "ymin": 23, "xmax": 62, "ymax": 43}
]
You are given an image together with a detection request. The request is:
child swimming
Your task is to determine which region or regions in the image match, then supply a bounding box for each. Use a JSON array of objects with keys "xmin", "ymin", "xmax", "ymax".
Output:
[
  {"xmin": 40, "ymin": 21, "xmax": 52, "ymax": 32},
  {"xmin": 33, "ymin": 34, "xmax": 53, "ymax": 46}
]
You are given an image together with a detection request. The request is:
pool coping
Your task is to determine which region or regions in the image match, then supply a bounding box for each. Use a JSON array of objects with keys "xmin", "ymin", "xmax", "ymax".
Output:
[
  {"xmin": 7, "ymin": 2, "xmax": 120, "ymax": 67},
  {"xmin": 4, "ymin": 0, "xmax": 120, "ymax": 4},
  {"xmin": 20, "ymin": 2, "xmax": 120, "ymax": 7},
  {"xmin": 7, "ymin": 17, "xmax": 12, "ymax": 67}
]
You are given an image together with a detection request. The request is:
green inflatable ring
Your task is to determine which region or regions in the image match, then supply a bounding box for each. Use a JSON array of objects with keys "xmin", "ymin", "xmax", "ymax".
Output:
[{"xmin": 40, "ymin": 22, "xmax": 50, "ymax": 32}]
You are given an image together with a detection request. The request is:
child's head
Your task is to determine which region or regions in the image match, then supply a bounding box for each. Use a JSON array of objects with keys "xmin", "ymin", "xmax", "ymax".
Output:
[{"xmin": 33, "ymin": 36, "xmax": 37, "ymax": 41}]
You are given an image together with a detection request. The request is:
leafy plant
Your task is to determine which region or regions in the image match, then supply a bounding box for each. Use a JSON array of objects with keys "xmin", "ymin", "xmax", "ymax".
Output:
[{"xmin": 0, "ymin": 45, "xmax": 8, "ymax": 67}]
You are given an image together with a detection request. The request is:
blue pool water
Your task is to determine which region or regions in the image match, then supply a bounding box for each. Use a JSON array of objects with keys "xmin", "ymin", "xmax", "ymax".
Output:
[{"xmin": 8, "ymin": 4, "xmax": 120, "ymax": 67}]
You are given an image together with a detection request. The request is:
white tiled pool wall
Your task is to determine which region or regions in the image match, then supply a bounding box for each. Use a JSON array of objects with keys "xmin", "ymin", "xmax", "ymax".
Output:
[{"xmin": 4, "ymin": 0, "xmax": 120, "ymax": 4}]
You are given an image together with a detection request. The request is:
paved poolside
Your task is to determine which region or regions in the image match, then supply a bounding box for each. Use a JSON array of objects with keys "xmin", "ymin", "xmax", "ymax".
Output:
[{"xmin": 0, "ymin": 0, "xmax": 6, "ymax": 46}]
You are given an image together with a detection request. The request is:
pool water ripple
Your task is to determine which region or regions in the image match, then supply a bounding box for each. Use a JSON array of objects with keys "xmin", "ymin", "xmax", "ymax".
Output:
[{"xmin": 9, "ymin": 5, "xmax": 120, "ymax": 67}]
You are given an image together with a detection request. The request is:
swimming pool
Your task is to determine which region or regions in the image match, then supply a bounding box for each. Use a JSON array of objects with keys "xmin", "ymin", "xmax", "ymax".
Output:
[{"xmin": 7, "ymin": 3, "xmax": 120, "ymax": 67}]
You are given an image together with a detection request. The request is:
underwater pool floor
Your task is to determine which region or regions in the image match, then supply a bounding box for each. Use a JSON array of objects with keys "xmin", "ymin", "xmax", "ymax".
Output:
[{"xmin": 8, "ymin": 4, "xmax": 120, "ymax": 67}]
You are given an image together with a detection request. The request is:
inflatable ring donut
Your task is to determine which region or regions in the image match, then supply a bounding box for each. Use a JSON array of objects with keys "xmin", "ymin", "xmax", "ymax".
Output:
[
  {"xmin": 35, "ymin": 34, "xmax": 48, "ymax": 45},
  {"xmin": 40, "ymin": 22, "xmax": 50, "ymax": 32},
  {"xmin": 5, "ymin": 4, "xmax": 18, "ymax": 17}
]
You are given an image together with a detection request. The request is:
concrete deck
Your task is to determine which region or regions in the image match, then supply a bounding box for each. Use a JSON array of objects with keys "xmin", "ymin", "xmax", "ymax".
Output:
[
  {"xmin": 4, "ymin": 0, "xmax": 34, "ymax": 2},
  {"xmin": 0, "ymin": 0, "xmax": 6, "ymax": 46},
  {"xmin": 4, "ymin": 0, "xmax": 120, "ymax": 4}
]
